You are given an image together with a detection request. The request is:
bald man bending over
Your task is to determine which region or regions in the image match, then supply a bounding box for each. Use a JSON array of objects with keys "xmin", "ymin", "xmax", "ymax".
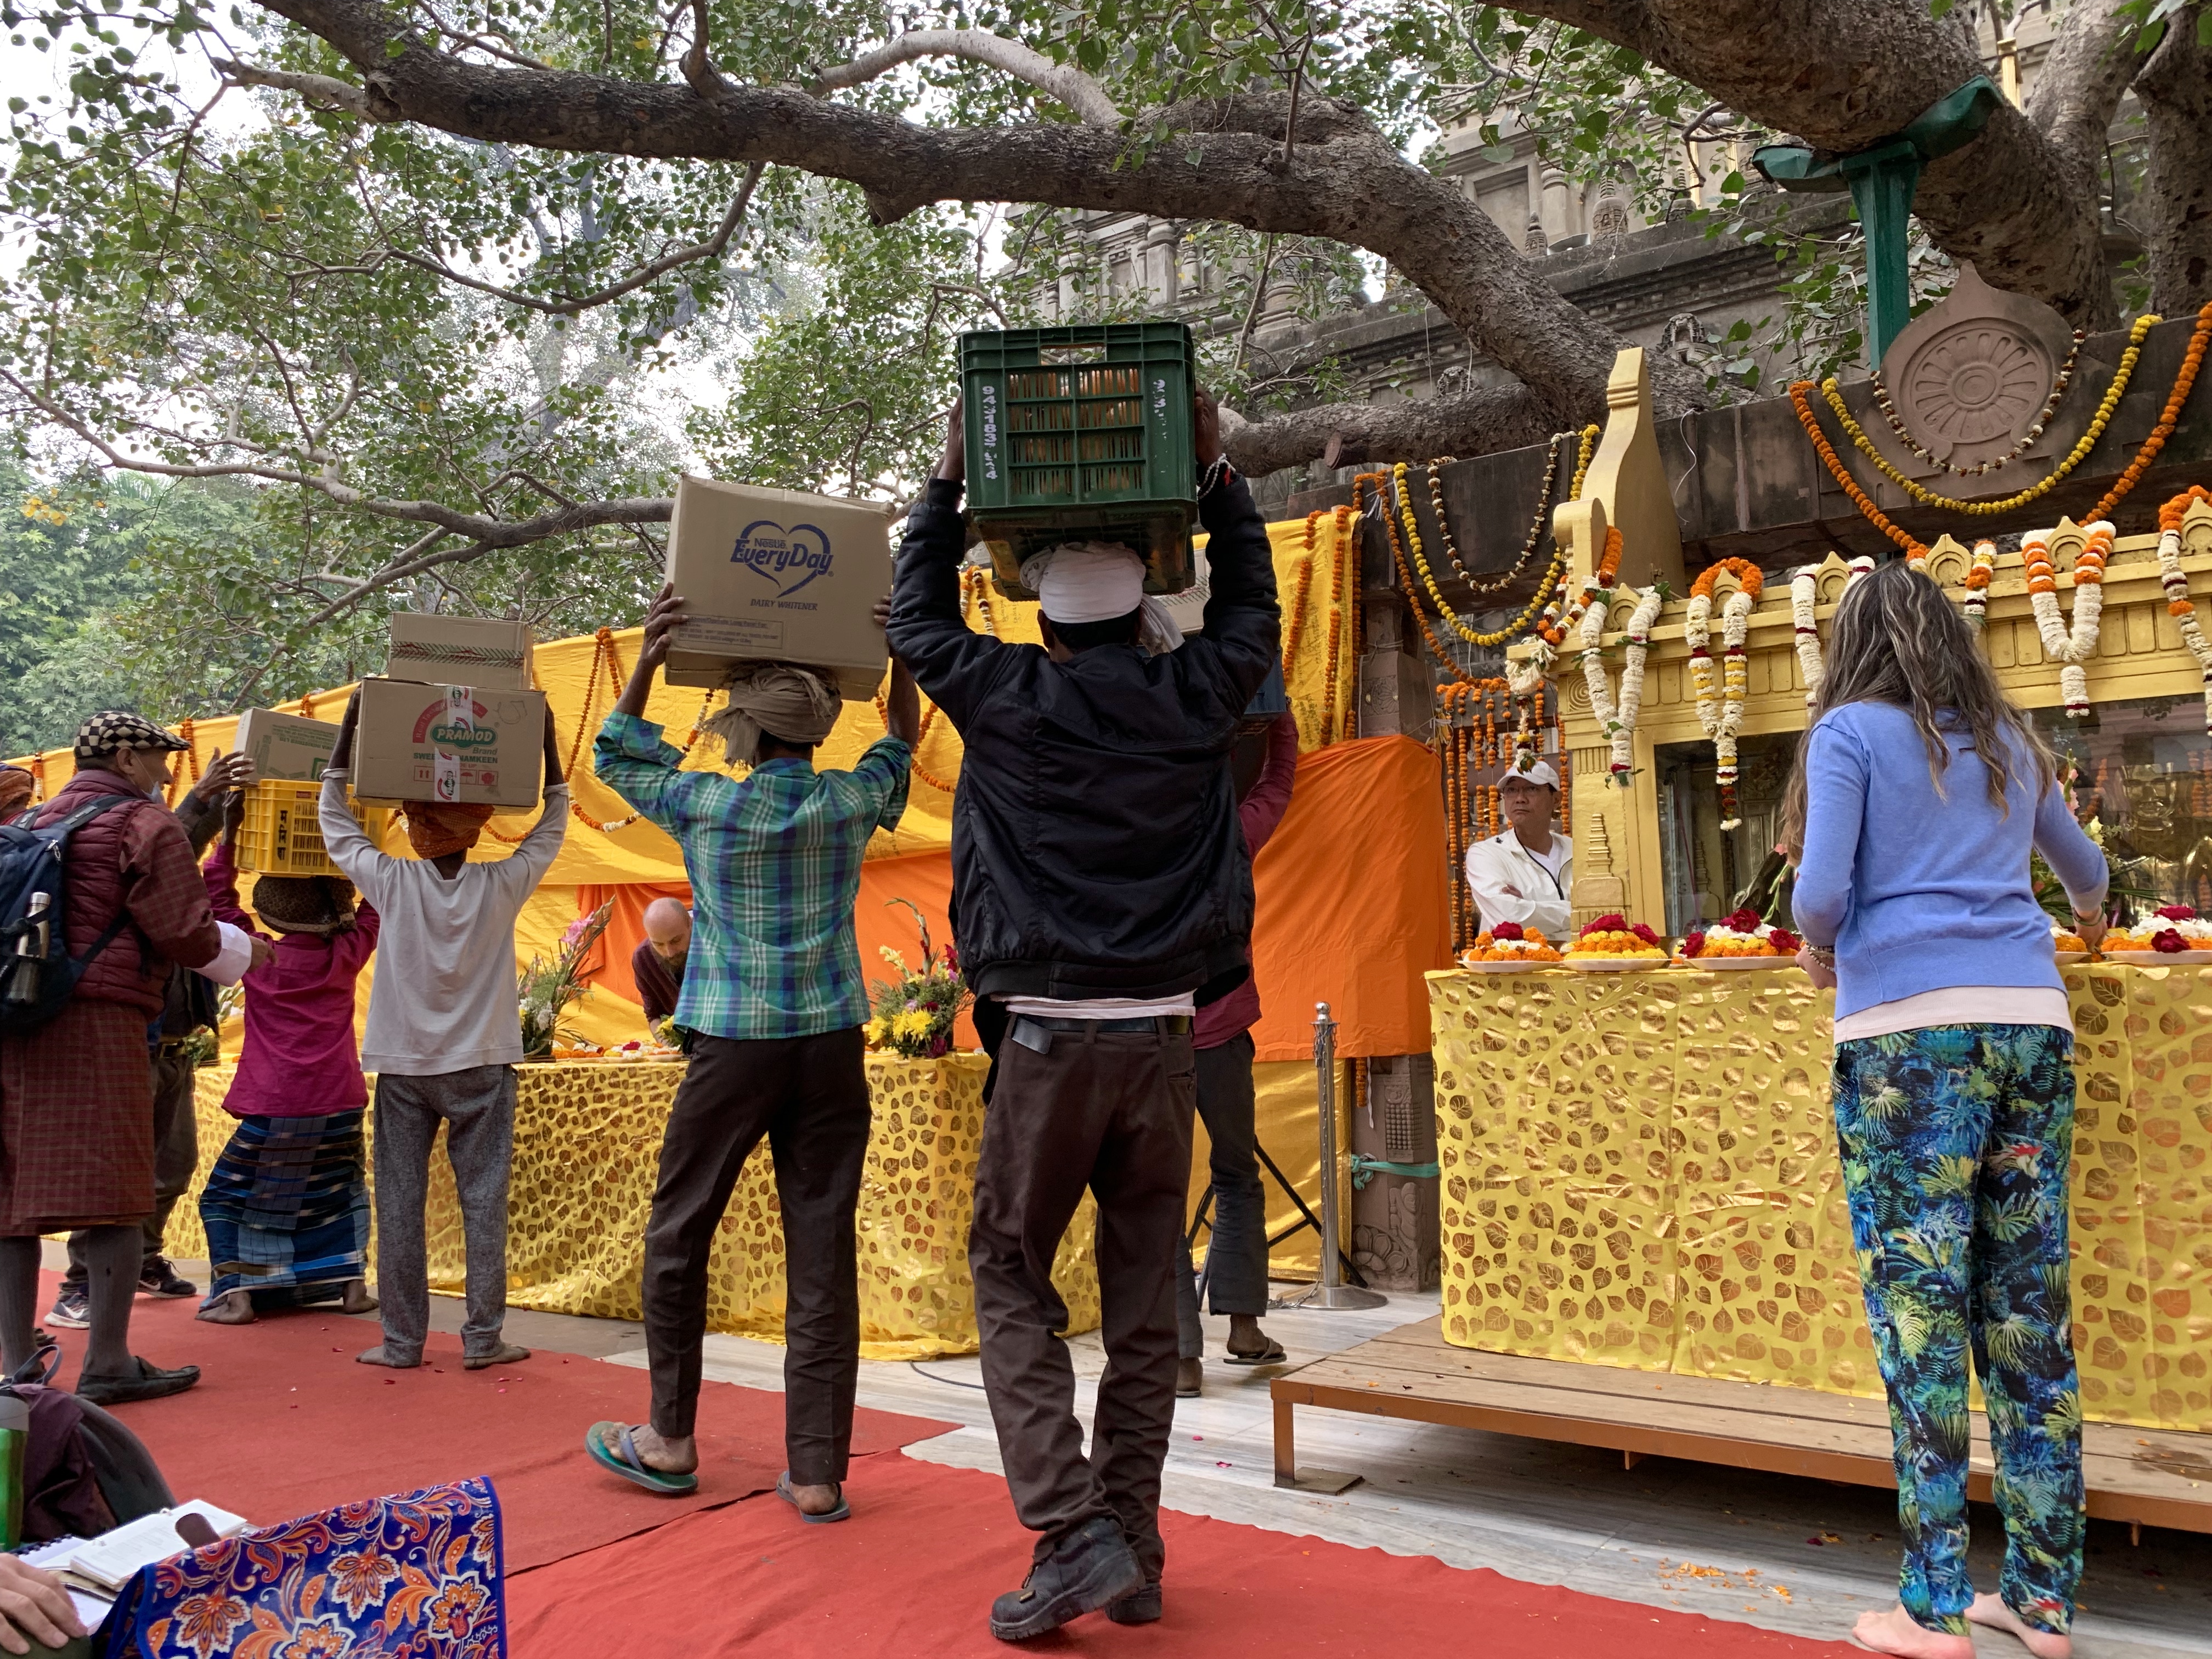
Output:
[{"xmin": 631, "ymin": 897, "xmax": 692, "ymax": 1028}]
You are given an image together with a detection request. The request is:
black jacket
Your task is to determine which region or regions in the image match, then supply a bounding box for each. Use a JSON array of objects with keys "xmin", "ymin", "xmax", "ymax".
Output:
[{"xmin": 887, "ymin": 475, "xmax": 1280, "ymax": 1016}]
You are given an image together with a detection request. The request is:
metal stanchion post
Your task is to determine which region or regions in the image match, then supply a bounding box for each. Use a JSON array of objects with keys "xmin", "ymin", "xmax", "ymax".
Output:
[{"xmin": 1293, "ymin": 1001, "xmax": 1386, "ymax": 1312}]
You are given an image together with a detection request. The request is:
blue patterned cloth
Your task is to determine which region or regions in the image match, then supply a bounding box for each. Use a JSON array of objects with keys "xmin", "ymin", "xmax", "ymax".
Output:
[
  {"xmin": 1833, "ymin": 1023, "xmax": 2084, "ymax": 1639},
  {"xmin": 100, "ymin": 1475, "xmax": 505, "ymax": 1657},
  {"xmin": 592, "ymin": 712, "xmax": 910, "ymax": 1041},
  {"xmin": 198, "ymin": 1111, "xmax": 371, "ymax": 1306}
]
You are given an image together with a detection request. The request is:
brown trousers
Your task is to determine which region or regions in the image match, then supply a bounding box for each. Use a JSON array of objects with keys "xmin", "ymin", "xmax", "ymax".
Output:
[
  {"xmin": 642, "ymin": 1027, "xmax": 872, "ymax": 1478},
  {"xmin": 970, "ymin": 1020, "xmax": 1194, "ymax": 1582}
]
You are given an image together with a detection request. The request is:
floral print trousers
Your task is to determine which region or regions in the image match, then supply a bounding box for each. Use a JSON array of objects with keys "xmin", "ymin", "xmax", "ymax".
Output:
[{"xmin": 1832, "ymin": 1022, "xmax": 2085, "ymax": 1638}]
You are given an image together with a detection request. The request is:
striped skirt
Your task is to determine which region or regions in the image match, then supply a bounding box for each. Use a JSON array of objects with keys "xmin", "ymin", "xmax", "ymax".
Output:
[{"xmin": 198, "ymin": 1110, "xmax": 370, "ymax": 1305}]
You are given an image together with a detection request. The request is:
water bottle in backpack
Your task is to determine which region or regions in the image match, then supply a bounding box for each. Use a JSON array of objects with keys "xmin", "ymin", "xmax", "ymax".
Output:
[{"xmin": 0, "ymin": 794, "xmax": 139, "ymax": 1034}]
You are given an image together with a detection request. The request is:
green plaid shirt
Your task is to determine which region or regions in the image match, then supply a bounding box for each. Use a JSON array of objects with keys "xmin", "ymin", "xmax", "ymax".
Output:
[{"xmin": 593, "ymin": 712, "xmax": 911, "ymax": 1041}]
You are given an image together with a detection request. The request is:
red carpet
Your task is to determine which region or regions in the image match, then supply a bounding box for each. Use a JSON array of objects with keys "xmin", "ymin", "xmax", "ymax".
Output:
[
  {"xmin": 34, "ymin": 1274, "xmax": 952, "ymax": 1571},
  {"xmin": 507, "ymin": 1453, "xmax": 1855, "ymax": 1657}
]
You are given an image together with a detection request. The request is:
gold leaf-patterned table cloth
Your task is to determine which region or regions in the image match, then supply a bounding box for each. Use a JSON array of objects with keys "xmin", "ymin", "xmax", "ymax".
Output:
[
  {"xmin": 170, "ymin": 1053, "xmax": 1099, "ymax": 1360},
  {"xmin": 1430, "ymin": 962, "xmax": 2212, "ymax": 1432}
]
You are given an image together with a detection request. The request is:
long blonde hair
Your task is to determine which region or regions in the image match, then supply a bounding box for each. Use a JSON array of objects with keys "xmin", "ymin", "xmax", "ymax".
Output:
[{"xmin": 1779, "ymin": 560, "xmax": 2052, "ymax": 861}]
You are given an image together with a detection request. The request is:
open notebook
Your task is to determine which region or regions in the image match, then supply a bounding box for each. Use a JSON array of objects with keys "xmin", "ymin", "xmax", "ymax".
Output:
[{"xmin": 47, "ymin": 1500, "xmax": 252, "ymax": 1590}]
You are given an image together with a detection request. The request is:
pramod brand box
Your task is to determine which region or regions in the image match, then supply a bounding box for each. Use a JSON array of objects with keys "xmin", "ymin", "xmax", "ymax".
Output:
[
  {"xmin": 663, "ymin": 476, "xmax": 895, "ymax": 698},
  {"xmin": 232, "ymin": 708, "xmax": 341, "ymax": 782},
  {"xmin": 349, "ymin": 678, "xmax": 547, "ymax": 809},
  {"xmin": 388, "ymin": 613, "xmax": 537, "ymax": 692}
]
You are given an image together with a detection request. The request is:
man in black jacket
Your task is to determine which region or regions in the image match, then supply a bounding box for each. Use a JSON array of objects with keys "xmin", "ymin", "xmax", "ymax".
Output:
[{"xmin": 888, "ymin": 391, "xmax": 1277, "ymax": 1641}]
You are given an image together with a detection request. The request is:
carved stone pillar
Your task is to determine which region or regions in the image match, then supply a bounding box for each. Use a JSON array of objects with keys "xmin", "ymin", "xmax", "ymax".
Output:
[
  {"xmin": 1540, "ymin": 164, "xmax": 1574, "ymax": 245},
  {"xmin": 1145, "ymin": 220, "xmax": 1179, "ymax": 307}
]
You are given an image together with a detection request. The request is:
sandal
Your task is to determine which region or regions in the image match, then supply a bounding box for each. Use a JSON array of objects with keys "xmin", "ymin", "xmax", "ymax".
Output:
[
  {"xmin": 1223, "ymin": 1335, "xmax": 1288, "ymax": 1367},
  {"xmin": 584, "ymin": 1422, "xmax": 698, "ymax": 1494},
  {"xmin": 776, "ymin": 1471, "xmax": 850, "ymax": 1523}
]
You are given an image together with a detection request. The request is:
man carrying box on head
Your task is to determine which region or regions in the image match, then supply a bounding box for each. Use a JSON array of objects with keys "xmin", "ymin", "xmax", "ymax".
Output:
[
  {"xmin": 887, "ymin": 391, "xmax": 1277, "ymax": 1641},
  {"xmin": 319, "ymin": 697, "xmax": 568, "ymax": 1372},
  {"xmin": 582, "ymin": 613, "xmax": 919, "ymax": 1517}
]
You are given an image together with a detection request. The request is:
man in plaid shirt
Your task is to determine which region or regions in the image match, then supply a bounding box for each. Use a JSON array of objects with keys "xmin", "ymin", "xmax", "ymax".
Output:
[{"xmin": 584, "ymin": 587, "xmax": 917, "ymax": 1519}]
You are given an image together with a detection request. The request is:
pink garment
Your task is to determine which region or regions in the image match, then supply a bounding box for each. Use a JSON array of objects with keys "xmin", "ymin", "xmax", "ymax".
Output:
[
  {"xmin": 1195, "ymin": 712, "xmax": 1301, "ymax": 1050},
  {"xmin": 204, "ymin": 843, "xmax": 380, "ymax": 1118}
]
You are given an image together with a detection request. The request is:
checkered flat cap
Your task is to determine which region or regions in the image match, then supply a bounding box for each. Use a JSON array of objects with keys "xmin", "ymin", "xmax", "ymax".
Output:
[{"xmin": 73, "ymin": 709, "xmax": 188, "ymax": 760}]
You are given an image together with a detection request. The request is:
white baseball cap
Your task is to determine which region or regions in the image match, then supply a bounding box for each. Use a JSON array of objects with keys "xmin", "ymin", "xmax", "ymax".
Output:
[{"xmin": 1500, "ymin": 758, "xmax": 1560, "ymax": 790}]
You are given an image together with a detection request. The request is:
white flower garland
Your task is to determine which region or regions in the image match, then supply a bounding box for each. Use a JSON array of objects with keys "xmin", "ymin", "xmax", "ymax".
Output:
[
  {"xmin": 1685, "ymin": 581, "xmax": 1757, "ymax": 828},
  {"xmin": 2024, "ymin": 521, "xmax": 2113, "ymax": 718},
  {"xmin": 1962, "ymin": 540, "xmax": 1998, "ymax": 633},
  {"xmin": 2156, "ymin": 523, "xmax": 2212, "ymax": 734},
  {"xmin": 1578, "ymin": 581, "xmax": 1666, "ymax": 784},
  {"xmin": 1788, "ymin": 556, "xmax": 1873, "ymax": 708}
]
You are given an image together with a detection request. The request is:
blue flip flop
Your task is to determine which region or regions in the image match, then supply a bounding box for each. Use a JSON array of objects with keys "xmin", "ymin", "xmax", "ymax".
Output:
[
  {"xmin": 776, "ymin": 1471, "xmax": 850, "ymax": 1523},
  {"xmin": 585, "ymin": 1421, "xmax": 699, "ymax": 1496}
]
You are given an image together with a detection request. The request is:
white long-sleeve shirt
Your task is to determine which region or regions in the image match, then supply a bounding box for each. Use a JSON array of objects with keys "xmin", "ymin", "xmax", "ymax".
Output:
[
  {"xmin": 319, "ymin": 771, "xmax": 568, "ymax": 1075},
  {"xmin": 1463, "ymin": 827, "xmax": 1573, "ymax": 940}
]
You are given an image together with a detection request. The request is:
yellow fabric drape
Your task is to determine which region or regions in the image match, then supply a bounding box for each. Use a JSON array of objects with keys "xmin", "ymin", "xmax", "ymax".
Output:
[
  {"xmin": 1429, "ymin": 960, "xmax": 2212, "ymax": 1434},
  {"xmin": 171, "ymin": 1054, "xmax": 1102, "ymax": 1361}
]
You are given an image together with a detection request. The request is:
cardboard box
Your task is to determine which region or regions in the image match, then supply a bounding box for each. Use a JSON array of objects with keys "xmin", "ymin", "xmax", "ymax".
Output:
[
  {"xmin": 388, "ymin": 613, "xmax": 536, "ymax": 691},
  {"xmin": 232, "ymin": 708, "xmax": 341, "ymax": 782},
  {"xmin": 663, "ymin": 476, "xmax": 895, "ymax": 698},
  {"xmin": 348, "ymin": 678, "xmax": 547, "ymax": 808}
]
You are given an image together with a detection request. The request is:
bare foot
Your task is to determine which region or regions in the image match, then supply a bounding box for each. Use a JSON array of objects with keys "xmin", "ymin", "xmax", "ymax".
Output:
[
  {"xmin": 1851, "ymin": 1606, "xmax": 1974, "ymax": 1658},
  {"xmin": 356, "ymin": 1343, "xmax": 421, "ymax": 1368},
  {"xmin": 340, "ymin": 1279, "xmax": 377, "ymax": 1314},
  {"xmin": 786, "ymin": 1480, "xmax": 841, "ymax": 1516},
  {"xmin": 195, "ymin": 1290, "xmax": 255, "ymax": 1325},
  {"xmin": 596, "ymin": 1422, "xmax": 696, "ymax": 1475},
  {"xmin": 464, "ymin": 1341, "xmax": 529, "ymax": 1370},
  {"xmin": 1968, "ymin": 1593, "xmax": 2072, "ymax": 1658}
]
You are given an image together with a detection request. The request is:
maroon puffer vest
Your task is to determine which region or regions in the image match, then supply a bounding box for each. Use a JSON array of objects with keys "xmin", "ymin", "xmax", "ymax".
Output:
[{"xmin": 33, "ymin": 771, "xmax": 182, "ymax": 1016}]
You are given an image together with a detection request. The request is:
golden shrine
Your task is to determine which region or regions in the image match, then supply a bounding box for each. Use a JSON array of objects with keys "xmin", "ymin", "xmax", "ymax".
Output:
[{"xmin": 1427, "ymin": 350, "xmax": 2212, "ymax": 1435}]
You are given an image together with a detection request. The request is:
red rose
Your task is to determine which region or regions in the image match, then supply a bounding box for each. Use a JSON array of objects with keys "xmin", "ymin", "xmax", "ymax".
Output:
[
  {"xmin": 1769, "ymin": 929, "xmax": 1801, "ymax": 954},
  {"xmin": 1722, "ymin": 907, "xmax": 1763, "ymax": 933},
  {"xmin": 2155, "ymin": 905, "xmax": 2197, "ymax": 923},
  {"xmin": 1492, "ymin": 921, "xmax": 1525, "ymax": 941},
  {"xmin": 2154, "ymin": 929, "xmax": 2188, "ymax": 953},
  {"xmin": 1630, "ymin": 923, "xmax": 1660, "ymax": 945},
  {"xmin": 1681, "ymin": 932, "xmax": 1706, "ymax": 958},
  {"xmin": 1583, "ymin": 913, "xmax": 1627, "ymax": 937}
]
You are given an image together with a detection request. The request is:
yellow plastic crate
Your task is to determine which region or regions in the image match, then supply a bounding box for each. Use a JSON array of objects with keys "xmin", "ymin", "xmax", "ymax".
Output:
[{"xmin": 233, "ymin": 780, "xmax": 384, "ymax": 878}]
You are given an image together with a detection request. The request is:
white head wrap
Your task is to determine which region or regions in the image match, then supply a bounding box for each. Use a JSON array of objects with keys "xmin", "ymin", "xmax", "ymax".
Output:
[
  {"xmin": 1020, "ymin": 541, "xmax": 1183, "ymax": 656},
  {"xmin": 698, "ymin": 662, "xmax": 842, "ymax": 765}
]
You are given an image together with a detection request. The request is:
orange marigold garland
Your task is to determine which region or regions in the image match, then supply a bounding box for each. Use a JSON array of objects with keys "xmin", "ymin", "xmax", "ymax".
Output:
[
  {"xmin": 2089, "ymin": 301, "xmax": 2212, "ymax": 522},
  {"xmin": 2155, "ymin": 486, "xmax": 2212, "ymax": 734},
  {"xmin": 1685, "ymin": 559, "xmax": 1764, "ymax": 828},
  {"xmin": 1282, "ymin": 554, "xmax": 1313, "ymax": 675},
  {"xmin": 1790, "ymin": 381, "xmax": 1928, "ymax": 563}
]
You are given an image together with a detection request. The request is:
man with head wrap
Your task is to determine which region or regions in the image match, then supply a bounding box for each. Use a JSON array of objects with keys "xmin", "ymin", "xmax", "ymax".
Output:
[
  {"xmin": 887, "ymin": 390, "xmax": 1278, "ymax": 1640},
  {"xmin": 319, "ymin": 696, "xmax": 568, "ymax": 1373},
  {"xmin": 582, "ymin": 594, "xmax": 918, "ymax": 1516}
]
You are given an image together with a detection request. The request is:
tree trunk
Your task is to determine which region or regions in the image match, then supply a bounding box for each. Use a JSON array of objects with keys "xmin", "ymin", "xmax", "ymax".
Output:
[{"xmin": 2136, "ymin": 9, "xmax": 2212, "ymax": 316}]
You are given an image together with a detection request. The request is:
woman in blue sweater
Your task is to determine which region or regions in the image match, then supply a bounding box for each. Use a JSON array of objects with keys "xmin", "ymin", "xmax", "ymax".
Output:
[{"xmin": 1784, "ymin": 561, "xmax": 2107, "ymax": 1659}]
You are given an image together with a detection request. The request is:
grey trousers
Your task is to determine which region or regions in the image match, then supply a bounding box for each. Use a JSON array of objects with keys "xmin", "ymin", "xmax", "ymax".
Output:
[
  {"xmin": 65, "ymin": 1044, "xmax": 199, "ymax": 1286},
  {"xmin": 1175, "ymin": 1032, "xmax": 1269, "ymax": 1358},
  {"xmin": 372, "ymin": 1065, "xmax": 515, "ymax": 1360}
]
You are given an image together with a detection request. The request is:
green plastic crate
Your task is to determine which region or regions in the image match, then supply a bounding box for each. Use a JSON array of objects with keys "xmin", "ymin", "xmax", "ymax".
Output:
[{"xmin": 961, "ymin": 321, "xmax": 1200, "ymax": 596}]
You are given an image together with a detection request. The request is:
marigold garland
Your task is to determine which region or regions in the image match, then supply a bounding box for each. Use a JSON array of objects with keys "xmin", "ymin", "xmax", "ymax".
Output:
[
  {"xmin": 1579, "ymin": 580, "xmax": 1666, "ymax": 786},
  {"xmin": 1961, "ymin": 540, "xmax": 1999, "ymax": 633},
  {"xmin": 2088, "ymin": 301, "xmax": 2212, "ymax": 522},
  {"xmin": 2157, "ymin": 487, "xmax": 2212, "ymax": 735},
  {"xmin": 1818, "ymin": 313, "xmax": 2158, "ymax": 515},
  {"xmin": 1791, "ymin": 380, "xmax": 1929, "ymax": 561},
  {"xmin": 2023, "ymin": 521, "xmax": 2113, "ymax": 716},
  {"xmin": 1788, "ymin": 556, "xmax": 1872, "ymax": 708},
  {"xmin": 1282, "ymin": 554, "xmax": 1314, "ymax": 675},
  {"xmin": 1435, "ymin": 678, "xmax": 1516, "ymax": 949},
  {"xmin": 1393, "ymin": 461, "xmax": 1569, "ymax": 650},
  {"xmin": 1423, "ymin": 428, "xmax": 1570, "ymax": 596},
  {"xmin": 1685, "ymin": 559, "xmax": 1763, "ymax": 828}
]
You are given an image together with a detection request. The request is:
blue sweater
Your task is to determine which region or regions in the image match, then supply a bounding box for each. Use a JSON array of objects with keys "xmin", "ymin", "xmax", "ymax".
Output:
[{"xmin": 1792, "ymin": 702, "xmax": 2108, "ymax": 1020}]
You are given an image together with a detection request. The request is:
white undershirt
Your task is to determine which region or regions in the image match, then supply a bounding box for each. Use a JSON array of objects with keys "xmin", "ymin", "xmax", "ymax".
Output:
[
  {"xmin": 1002, "ymin": 992, "xmax": 1198, "ymax": 1020},
  {"xmin": 1833, "ymin": 985, "xmax": 2073, "ymax": 1043}
]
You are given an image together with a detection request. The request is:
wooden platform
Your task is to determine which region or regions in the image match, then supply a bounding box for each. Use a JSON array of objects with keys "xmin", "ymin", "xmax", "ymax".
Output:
[{"xmin": 1272, "ymin": 1317, "xmax": 2212, "ymax": 1535}]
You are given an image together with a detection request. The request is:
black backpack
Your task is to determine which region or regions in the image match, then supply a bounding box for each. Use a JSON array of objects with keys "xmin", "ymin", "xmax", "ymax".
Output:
[{"xmin": 0, "ymin": 793, "xmax": 139, "ymax": 1034}]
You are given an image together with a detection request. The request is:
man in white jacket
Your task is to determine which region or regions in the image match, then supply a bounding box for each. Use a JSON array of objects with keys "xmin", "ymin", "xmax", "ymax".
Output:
[
  {"xmin": 320, "ymin": 693, "xmax": 567, "ymax": 1372},
  {"xmin": 1463, "ymin": 759, "xmax": 1573, "ymax": 940}
]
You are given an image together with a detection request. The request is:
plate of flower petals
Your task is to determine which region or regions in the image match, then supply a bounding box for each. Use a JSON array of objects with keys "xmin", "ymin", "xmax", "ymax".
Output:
[
  {"xmin": 1678, "ymin": 954, "xmax": 1794, "ymax": 970},
  {"xmin": 1564, "ymin": 955, "xmax": 1668, "ymax": 972},
  {"xmin": 2106, "ymin": 947, "xmax": 2212, "ymax": 964},
  {"xmin": 1459, "ymin": 957, "xmax": 1562, "ymax": 973}
]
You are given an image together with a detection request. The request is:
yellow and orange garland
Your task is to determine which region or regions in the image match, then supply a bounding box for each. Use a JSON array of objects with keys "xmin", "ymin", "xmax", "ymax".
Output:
[
  {"xmin": 1435, "ymin": 678, "xmax": 1517, "ymax": 950},
  {"xmin": 1792, "ymin": 301, "xmax": 2212, "ymax": 554},
  {"xmin": 2156, "ymin": 486, "xmax": 2212, "ymax": 735},
  {"xmin": 2022, "ymin": 521, "xmax": 2113, "ymax": 717}
]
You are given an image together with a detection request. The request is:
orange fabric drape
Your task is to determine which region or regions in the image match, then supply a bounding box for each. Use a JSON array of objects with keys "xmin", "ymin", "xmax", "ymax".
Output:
[
  {"xmin": 564, "ymin": 737, "xmax": 1448, "ymax": 1060},
  {"xmin": 1246, "ymin": 735, "xmax": 1452, "ymax": 1061}
]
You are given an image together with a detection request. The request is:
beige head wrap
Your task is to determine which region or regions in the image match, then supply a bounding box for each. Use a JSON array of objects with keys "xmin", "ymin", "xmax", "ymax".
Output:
[{"xmin": 699, "ymin": 663, "xmax": 843, "ymax": 765}]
